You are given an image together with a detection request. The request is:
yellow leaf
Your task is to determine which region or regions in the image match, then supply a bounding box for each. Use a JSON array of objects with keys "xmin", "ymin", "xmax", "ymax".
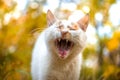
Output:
[
  {"xmin": 113, "ymin": 31, "xmax": 120, "ymax": 39},
  {"xmin": 107, "ymin": 38, "xmax": 119, "ymax": 51},
  {"xmin": 104, "ymin": 65, "xmax": 115, "ymax": 77}
]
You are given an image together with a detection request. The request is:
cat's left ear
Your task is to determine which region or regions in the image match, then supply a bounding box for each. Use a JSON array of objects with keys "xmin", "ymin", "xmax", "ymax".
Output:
[
  {"xmin": 77, "ymin": 14, "xmax": 89, "ymax": 31},
  {"xmin": 47, "ymin": 10, "xmax": 57, "ymax": 26}
]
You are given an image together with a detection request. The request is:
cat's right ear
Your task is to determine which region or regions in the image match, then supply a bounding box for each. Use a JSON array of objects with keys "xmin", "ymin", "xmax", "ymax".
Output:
[
  {"xmin": 77, "ymin": 14, "xmax": 89, "ymax": 32},
  {"xmin": 47, "ymin": 10, "xmax": 56, "ymax": 26}
]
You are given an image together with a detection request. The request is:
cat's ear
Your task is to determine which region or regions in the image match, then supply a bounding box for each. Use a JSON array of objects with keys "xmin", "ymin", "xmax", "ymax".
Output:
[
  {"xmin": 77, "ymin": 14, "xmax": 89, "ymax": 31},
  {"xmin": 47, "ymin": 10, "xmax": 56, "ymax": 26}
]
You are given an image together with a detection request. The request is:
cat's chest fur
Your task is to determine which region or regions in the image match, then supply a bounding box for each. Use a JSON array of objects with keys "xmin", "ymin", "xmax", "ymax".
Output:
[
  {"xmin": 46, "ymin": 54, "xmax": 82, "ymax": 80},
  {"xmin": 31, "ymin": 10, "xmax": 89, "ymax": 80}
]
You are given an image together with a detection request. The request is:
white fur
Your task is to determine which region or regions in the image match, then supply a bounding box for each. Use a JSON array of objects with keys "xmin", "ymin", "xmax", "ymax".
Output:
[
  {"xmin": 31, "ymin": 19, "xmax": 87, "ymax": 80},
  {"xmin": 31, "ymin": 31, "xmax": 49, "ymax": 80}
]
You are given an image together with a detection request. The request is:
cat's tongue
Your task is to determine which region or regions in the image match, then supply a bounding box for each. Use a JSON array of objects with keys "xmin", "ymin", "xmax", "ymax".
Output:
[
  {"xmin": 56, "ymin": 39, "xmax": 73, "ymax": 58},
  {"xmin": 59, "ymin": 49, "xmax": 68, "ymax": 58}
]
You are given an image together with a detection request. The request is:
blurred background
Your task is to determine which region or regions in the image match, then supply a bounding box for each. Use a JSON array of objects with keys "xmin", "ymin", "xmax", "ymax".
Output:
[{"xmin": 0, "ymin": 0, "xmax": 120, "ymax": 80}]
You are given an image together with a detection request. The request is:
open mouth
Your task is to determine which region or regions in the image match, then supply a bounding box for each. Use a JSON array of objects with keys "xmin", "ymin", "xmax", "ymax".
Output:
[{"xmin": 55, "ymin": 38, "xmax": 74, "ymax": 58}]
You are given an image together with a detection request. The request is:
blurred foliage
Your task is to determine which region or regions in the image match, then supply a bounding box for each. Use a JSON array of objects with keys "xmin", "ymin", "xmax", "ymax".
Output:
[
  {"xmin": 0, "ymin": 0, "xmax": 46, "ymax": 80},
  {"xmin": 0, "ymin": 0, "xmax": 120, "ymax": 80}
]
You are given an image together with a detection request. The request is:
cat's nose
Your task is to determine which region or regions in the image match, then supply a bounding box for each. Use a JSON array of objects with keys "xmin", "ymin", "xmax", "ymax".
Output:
[{"xmin": 61, "ymin": 31, "xmax": 68, "ymax": 36}]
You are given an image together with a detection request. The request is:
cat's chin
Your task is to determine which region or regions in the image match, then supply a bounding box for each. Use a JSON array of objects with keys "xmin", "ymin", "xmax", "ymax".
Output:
[{"xmin": 55, "ymin": 38, "xmax": 74, "ymax": 59}]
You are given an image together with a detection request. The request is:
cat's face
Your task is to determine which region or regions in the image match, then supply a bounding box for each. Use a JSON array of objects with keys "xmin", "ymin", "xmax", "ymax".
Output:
[{"xmin": 45, "ymin": 10, "xmax": 89, "ymax": 59}]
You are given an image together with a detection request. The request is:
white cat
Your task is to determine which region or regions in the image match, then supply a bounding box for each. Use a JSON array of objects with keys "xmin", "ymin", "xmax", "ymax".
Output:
[{"xmin": 31, "ymin": 10, "xmax": 89, "ymax": 80}]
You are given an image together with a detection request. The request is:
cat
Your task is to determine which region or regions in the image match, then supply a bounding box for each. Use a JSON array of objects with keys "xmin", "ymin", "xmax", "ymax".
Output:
[{"xmin": 31, "ymin": 10, "xmax": 89, "ymax": 80}]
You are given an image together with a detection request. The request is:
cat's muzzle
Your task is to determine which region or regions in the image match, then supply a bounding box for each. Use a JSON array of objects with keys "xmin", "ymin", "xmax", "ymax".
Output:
[{"xmin": 55, "ymin": 38, "xmax": 74, "ymax": 58}]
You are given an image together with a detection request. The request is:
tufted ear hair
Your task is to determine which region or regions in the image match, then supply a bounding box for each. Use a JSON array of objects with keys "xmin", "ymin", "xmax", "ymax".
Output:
[
  {"xmin": 47, "ymin": 10, "xmax": 57, "ymax": 26},
  {"xmin": 77, "ymin": 14, "xmax": 89, "ymax": 31}
]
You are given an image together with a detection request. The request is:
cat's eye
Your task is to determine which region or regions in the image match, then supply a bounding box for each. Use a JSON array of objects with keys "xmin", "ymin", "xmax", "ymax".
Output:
[
  {"xmin": 68, "ymin": 26, "xmax": 76, "ymax": 30},
  {"xmin": 70, "ymin": 28, "xmax": 76, "ymax": 30},
  {"xmin": 58, "ymin": 25, "xmax": 64, "ymax": 29}
]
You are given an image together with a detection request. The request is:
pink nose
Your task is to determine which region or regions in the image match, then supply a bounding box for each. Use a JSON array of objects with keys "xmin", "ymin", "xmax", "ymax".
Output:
[{"xmin": 61, "ymin": 31, "xmax": 68, "ymax": 36}]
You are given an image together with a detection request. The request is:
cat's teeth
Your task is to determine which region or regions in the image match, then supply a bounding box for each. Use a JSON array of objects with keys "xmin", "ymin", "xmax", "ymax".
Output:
[
  {"xmin": 66, "ymin": 40, "xmax": 68, "ymax": 43},
  {"xmin": 58, "ymin": 39, "xmax": 61, "ymax": 42}
]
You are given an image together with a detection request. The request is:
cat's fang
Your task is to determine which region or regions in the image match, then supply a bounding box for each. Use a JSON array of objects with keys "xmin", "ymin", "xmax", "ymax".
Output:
[
  {"xmin": 66, "ymin": 40, "xmax": 68, "ymax": 43},
  {"xmin": 58, "ymin": 39, "xmax": 61, "ymax": 42},
  {"xmin": 55, "ymin": 38, "xmax": 74, "ymax": 53}
]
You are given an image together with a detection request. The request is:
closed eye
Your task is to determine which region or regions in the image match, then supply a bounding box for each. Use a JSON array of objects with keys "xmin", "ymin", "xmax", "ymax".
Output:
[
  {"xmin": 59, "ymin": 25, "xmax": 64, "ymax": 29},
  {"xmin": 68, "ymin": 26, "xmax": 77, "ymax": 30},
  {"xmin": 56, "ymin": 25, "xmax": 64, "ymax": 29},
  {"xmin": 70, "ymin": 28, "xmax": 76, "ymax": 30}
]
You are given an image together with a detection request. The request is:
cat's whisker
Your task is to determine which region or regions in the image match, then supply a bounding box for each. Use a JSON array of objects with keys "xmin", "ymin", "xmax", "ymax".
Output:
[
  {"xmin": 73, "ymin": 38, "xmax": 80, "ymax": 43},
  {"xmin": 30, "ymin": 27, "xmax": 46, "ymax": 34},
  {"xmin": 23, "ymin": 27, "xmax": 47, "ymax": 39}
]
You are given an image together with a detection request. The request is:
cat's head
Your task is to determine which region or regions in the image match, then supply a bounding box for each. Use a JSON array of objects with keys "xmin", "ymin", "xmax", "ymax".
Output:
[{"xmin": 45, "ymin": 10, "xmax": 89, "ymax": 60}]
